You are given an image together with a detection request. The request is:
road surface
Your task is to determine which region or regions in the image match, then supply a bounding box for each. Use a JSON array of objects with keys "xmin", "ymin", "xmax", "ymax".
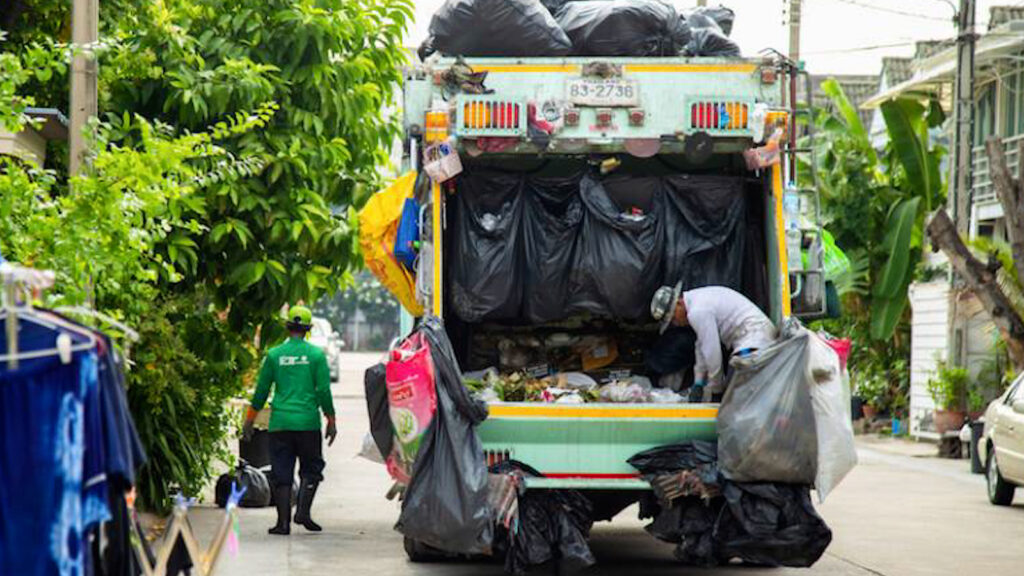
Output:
[{"xmin": 191, "ymin": 353, "xmax": 1024, "ymax": 575}]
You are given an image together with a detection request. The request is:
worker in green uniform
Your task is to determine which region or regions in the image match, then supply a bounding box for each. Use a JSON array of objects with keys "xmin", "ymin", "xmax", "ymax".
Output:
[{"xmin": 243, "ymin": 305, "xmax": 337, "ymax": 535}]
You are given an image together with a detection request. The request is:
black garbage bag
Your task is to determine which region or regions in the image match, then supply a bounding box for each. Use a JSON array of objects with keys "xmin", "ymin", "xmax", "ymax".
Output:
[
  {"xmin": 717, "ymin": 331, "xmax": 818, "ymax": 485},
  {"xmin": 682, "ymin": 6, "xmax": 735, "ymax": 36},
  {"xmin": 215, "ymin": 460, "xmax": 271, "ymax": 508},
  {"xmin": 418, "ymin": 36, "xmax": 437, "ymax": 61},
  {"xmin": 523, "ymin": 173, "xmax": 585, "ymax": 323},
  {"xmin": 628, "ymin": 440, "xmax": 718, "ymax": 475},
  {"xmin": 396, "ymin": 316, "xmax": 493, "ymax": 555},
  {"xmin": 715, "ymin": 482, "xmax": 832, "ymax": 567},
  {"xmin": 686, "ymin": 26, "xmax": 741, "ymax": 57},
  {"xmin": 507, "ymin": 489, "xmax": 595, "ymax": 574},
  {"xmin": 569, "ymin": 174, "xmax": 664, "ymax": 320},
  {"xmin": 556, "ymin": 0, "xmax": 691, "ymax": 57},
  {"xmin": 429, "ymin": 0, "xmax": 572, "ymax": 57},
  {"xmin": 661, "ymin": 174, "xmax": 747, "ymax": 291},
  {"xmin": 364, "ymin": 362, "xmax": 394, "ymax": 459},
  {"xmin": 450, "ymin": 172, "xmax": 526, "ymax": 322}
]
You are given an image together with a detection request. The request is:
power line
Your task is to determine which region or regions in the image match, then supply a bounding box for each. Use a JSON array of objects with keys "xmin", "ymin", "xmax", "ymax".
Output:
[
  {"xmin": 802, "ymin": 41, "xmax": 917, "ymax": 55},
  {"xmin": 821, "ymin": 0, "xmax": 954, "ymax": 22}
]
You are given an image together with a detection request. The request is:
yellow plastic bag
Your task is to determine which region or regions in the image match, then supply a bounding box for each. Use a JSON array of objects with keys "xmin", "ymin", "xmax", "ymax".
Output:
[{"xmin": 359, "ymin": 172, "xmax": 424, "ymax": 316}]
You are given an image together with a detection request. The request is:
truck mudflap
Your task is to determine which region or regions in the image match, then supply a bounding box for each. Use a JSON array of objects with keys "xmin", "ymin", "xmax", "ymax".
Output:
[{"xmin": 479, "ymin": 402, "xmax": 718, "ymax": 490}]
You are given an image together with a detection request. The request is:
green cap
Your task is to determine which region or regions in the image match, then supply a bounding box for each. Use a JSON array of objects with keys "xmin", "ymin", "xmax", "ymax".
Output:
[{"xmin": 286, "ymin": 305, "xmax": 313, "ymax": 328}]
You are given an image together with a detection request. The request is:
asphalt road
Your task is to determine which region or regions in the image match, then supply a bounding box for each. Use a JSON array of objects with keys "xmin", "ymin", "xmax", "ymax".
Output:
[{"xmin": 191, "ymin": 353, "xmax": 1024, "ymax": 576}]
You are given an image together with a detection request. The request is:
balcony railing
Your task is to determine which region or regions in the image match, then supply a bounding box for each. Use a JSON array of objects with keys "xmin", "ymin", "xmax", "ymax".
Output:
[{"xmin": 971, "ymin": 133, "xmax": 1024, "ymax": 207}]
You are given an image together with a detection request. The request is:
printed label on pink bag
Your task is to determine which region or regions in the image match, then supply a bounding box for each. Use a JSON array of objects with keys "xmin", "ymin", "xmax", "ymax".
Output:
[{"xmin": 385, "ymin": 333, "xmax": 438, "ymax": 480}]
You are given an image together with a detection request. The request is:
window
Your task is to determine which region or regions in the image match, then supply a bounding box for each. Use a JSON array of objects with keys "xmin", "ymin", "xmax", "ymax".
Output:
[
  {"xmin": 977, "ymin": 222, "xmax": 996, "ymax": 238},
  {"xmin": 976, "ymin": 84, "xmax": 996, "ymax": 145}
]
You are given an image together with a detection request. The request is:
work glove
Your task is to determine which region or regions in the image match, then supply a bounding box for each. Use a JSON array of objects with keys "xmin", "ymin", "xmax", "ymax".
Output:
[
  {"xmin": 325, "ymin": 417, "xmax": 338, "ymax": 447},
  {"xmin": 241, "ymin": 406, "xmax": 257, "ymax": 442},
  {"xmin": 688, "ymin": 380, "xmax": 706, "ymax": 403}
]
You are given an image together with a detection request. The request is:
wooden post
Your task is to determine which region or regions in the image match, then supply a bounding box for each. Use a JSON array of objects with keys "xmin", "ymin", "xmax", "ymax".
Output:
[{"xmin": 69, "ymin": 0, "xmax": 99, "ymax": 175}]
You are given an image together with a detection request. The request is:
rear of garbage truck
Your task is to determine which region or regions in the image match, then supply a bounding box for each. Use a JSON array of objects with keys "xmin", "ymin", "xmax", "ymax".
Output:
[{"xmin": 397, "ymin": 50, "xmax": 828, "ymax": 514}]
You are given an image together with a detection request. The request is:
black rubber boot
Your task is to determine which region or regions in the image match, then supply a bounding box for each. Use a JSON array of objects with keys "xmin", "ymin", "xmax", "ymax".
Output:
[
  {"xmin": 268, "ymin": 485, "xmax": 292, "ymax": 535},
  {"xmin": 293, "ymin": 480, "xmax": 322, "ymax": 532}
]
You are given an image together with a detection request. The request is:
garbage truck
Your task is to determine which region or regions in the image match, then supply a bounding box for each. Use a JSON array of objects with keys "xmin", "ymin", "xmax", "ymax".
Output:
[{"xmin": 387, "ymin": 48, "xmax": 833, "ymax": 561}]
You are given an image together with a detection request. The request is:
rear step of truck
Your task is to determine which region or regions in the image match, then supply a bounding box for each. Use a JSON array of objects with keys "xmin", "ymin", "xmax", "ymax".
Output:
[{"xmin": 479, "ymin": 402, "xmax": 718, "ymax": 490}]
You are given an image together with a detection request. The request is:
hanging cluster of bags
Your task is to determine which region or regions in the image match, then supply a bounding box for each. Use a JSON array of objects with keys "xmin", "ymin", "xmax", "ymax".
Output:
[
  {"xmin": 448, "ymin": 168, "xmax": 759, "ymax": 324},
  {"xmin": 421, "ymin": 0, "xmax": 741, "ymax": 60}
]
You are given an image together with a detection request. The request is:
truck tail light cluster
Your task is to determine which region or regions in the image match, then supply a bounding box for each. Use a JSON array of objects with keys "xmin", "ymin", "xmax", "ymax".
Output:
[
  {"xmin": 462, "ymin": 101, "xmax": 521, "ymax": 130},
  {"xmin": 690, "ymin": 101, "xmax": 749, "ymax": 131},
  {"xmin": 484, "ymin": 449, "xmax": 511, "ymax": 468}
]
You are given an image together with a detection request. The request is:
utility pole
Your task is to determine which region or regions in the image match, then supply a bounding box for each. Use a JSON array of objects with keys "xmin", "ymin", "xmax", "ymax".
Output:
[
  {"xmin": 788, "ymin": 0, "xmax": 802, "ymax": 64},
  {"xmin": 952, "ymin": 0, "xmax": 976, "ymax": 236},
  {"xmin": 69, "ymin": 0, "xmax": 99, "ymax": 176}
]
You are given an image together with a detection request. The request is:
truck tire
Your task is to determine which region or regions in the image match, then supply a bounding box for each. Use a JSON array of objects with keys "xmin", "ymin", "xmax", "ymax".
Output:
[{"xmin": 986, "ymin": 447, "xmax": 1016, "ymax": 506}]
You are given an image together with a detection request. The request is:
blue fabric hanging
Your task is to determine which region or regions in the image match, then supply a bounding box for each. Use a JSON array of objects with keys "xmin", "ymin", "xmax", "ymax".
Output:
[
  {"xmin": 394, "ymin": 197, "xmax": 420, "ymax": 272},
  {"xmin": 0, "ymin": 318, "xmax": 110, "ymax": 576}
]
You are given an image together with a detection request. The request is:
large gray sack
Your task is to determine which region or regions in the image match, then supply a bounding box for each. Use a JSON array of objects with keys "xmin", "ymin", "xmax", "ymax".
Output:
[{"xmin": 717, "ymin": 329, "xmax": 818, "ymax": 484}]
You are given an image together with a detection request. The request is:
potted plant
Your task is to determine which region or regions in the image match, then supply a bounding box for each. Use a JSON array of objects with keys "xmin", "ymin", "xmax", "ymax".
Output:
[
  {"xmin": 855, "ymin": 374, "xmax": 887, "ymax": 420},
  {"xmin": 926, "ymin": 361, "xmax": 969, "ymax": 433}
]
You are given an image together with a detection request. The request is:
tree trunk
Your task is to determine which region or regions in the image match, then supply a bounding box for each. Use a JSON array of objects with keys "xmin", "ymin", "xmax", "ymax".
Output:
[
  {"xmin": 927, "ymin": 209, "xmax": 1024, "ymax": 371},
  {"xmin": 985, "ymin": 137, "xmax": 1024, "ymax": 291}
]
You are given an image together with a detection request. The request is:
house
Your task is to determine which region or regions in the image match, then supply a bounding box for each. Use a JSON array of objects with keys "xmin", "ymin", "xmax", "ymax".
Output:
[
  {"xmin": 863, "ymin": 6, "xmax": 1024, "ymax": 439},
  {"xmin": 805, "ymin": 74, "xmax": 878, "ymax": 129},
  {"xmin": 0, "ymin": 107, "xmax": 68, "ymax": 165}
]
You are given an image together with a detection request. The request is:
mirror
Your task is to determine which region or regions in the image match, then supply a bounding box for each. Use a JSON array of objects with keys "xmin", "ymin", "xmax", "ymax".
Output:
[{"xmin": 1013, "ymin": 400, "xmax": 1024, "ymax": 415}]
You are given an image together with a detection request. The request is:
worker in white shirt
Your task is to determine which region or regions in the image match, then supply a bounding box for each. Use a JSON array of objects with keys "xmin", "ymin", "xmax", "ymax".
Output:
[{"xmin": 650, "ymin": 284, "xmax": 776, "ymax": 402}]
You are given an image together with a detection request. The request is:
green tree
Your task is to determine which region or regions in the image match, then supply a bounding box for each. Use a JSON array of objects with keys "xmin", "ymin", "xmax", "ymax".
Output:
[
  {"xmin": 1, "ymin": 0, "xmax": 412, "ymax": 510},
  {"xmin": 805, "ymin": 80, "xmax": 946, "ymax": 412}
]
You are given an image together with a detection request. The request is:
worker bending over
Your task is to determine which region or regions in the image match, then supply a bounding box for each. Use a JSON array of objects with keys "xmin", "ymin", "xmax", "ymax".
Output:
[
  {"xmin": 244, "ymin": 305, "xmax": 337, "ymax": 535},
  {"xmin": 650, "ymin": 284, "xmax": 776, "ymax": 401}
]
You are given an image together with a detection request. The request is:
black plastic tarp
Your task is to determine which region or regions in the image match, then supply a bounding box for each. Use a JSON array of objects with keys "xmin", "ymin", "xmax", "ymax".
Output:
[
  {"xmin": 555, "ymin": 0, "xmax": 691, "ymax": 57},
  {"xmin": 449, "ymin": 173, "xmax": 525, "ymax": 323},
  {"xmin": 448, "ymin": 168, "xmax": 753, "ymax": 325},
  {"xmin": 523, "ymin": 174, "xmax": 585, "ymax": 323},
  {"xmin": 428, "ymin": 0, "xmax": 572, "ymax": 57},
  {"xmin": 395, "ymin": 317, "xmax": 493, "ymax": 554},
  {"xmin": 686, "ymin": 27, "xmax": 741, "ymax": 57},
  {"xmin": 569, "ymin": 174, "xmax": 664, "ymax": 319}
]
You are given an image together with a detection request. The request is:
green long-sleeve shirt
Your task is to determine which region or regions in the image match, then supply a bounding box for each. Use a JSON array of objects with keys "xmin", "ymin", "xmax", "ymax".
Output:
[{"xmin": 251, "ymin": 337, "xmax": 335, "ymax": 431}]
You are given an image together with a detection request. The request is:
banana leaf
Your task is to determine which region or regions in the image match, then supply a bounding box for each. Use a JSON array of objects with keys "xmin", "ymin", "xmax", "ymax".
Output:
[
  {"xmin": 873, "ymin": 197, "xmax": 921, "ymax": 300},
  {"xmin": 881, "ymin": 98, "xmax": 941, "ymax": 213},
  {"xmin": 820, "ymin": 78, "xmax": 877, "ymax": 163}
]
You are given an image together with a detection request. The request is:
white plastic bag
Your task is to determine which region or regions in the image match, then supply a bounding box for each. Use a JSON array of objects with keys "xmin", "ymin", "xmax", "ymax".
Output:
[
  {"xmin": 649, "ymin": 388, "xmax": 684, "ymax": 404},
  {"xmin": 597, "ymin": 380, "xmax": 650, "ymax": 403},
  {"xmin": 357, "ymin": 432, "xmax": 386, "ymax": 464},
  {"xmin": 807, "ymin": 333, "xmax": 857, "ymax": 502}
]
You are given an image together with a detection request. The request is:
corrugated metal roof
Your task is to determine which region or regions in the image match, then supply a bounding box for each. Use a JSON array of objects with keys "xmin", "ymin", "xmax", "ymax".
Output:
[{"xmin": 881, "ymin": 57, "xmax": 914, "ymax": 87}]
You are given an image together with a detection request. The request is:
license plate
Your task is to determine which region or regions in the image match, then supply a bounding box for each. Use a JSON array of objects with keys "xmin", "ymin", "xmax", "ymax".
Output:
[{"xmin": 567, "ymin": 78, "xmax": 639, "ymax": 107}]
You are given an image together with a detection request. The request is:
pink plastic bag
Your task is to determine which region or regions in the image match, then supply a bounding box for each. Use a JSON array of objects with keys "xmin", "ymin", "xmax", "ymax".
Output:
[{"xmin": 385, "ymin": 332, "xmax": 438, "ymax": 479}]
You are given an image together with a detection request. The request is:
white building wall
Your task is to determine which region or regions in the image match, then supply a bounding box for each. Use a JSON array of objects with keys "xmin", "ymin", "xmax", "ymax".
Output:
[{"xmin": 908, "ymin": 281, "xmax": 951, "ymax": 439}]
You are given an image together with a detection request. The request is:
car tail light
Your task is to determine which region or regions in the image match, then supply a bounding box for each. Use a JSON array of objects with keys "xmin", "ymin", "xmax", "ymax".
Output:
[
  {"xmin": 462, "ymin": 101, "xmax": 521, "ymax": 130},
  {"xmin": 689, "ymin": 101, "xmax": 750, "ymax": 131}
]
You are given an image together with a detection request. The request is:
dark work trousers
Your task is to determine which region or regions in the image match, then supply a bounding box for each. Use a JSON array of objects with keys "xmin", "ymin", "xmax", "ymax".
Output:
[{"xmin": 269, "ymin": 430, "xmax": 325, "ymax": 487}]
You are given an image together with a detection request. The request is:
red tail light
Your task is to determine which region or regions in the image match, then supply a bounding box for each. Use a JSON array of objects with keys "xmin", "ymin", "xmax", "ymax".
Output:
[{"xmin": 690, "ymin": 101, "xmax": 750, "ymax": 131}]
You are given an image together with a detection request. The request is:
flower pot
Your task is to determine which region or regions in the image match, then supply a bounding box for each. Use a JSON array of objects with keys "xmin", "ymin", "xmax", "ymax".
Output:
[
  {"xmin": 862, "ymin": 405, "xmax": 879, "ymax": 420},
  {"xmin": 933, "ymin": 409, "xmax": 966, "ymax": 434}
]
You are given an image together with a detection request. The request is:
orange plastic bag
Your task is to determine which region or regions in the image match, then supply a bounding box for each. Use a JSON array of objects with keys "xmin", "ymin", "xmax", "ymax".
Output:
[{"xmin": 359, "ymin": 172, "xmax": 424, "ymax": 316}]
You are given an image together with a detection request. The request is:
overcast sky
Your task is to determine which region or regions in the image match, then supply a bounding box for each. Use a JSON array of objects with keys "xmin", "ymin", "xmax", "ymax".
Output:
[{"xmin": 408, "ymin": 0, "xmax": 1011, "ymax": 75}]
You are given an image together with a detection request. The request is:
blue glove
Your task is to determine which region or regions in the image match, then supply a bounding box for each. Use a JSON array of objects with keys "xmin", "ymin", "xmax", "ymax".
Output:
[{"xmin": 688, "ymin": 380, "xmax": 706, "ymax": 403}]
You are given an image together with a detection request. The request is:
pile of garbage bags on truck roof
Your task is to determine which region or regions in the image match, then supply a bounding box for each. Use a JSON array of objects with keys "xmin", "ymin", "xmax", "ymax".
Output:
[{"xmin": 420, "ymin": 0, "xmax": 741, "ymax": 60}]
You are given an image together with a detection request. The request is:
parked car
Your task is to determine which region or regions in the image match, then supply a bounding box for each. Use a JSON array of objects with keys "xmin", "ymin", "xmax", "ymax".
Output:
[
  {"xmin": 308, "ymin": 317, "xmax": 343, "ymax": 382},
  {"xmin": 980, "ymin": 373, "xmax": 1024, "ymax": 505}
]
